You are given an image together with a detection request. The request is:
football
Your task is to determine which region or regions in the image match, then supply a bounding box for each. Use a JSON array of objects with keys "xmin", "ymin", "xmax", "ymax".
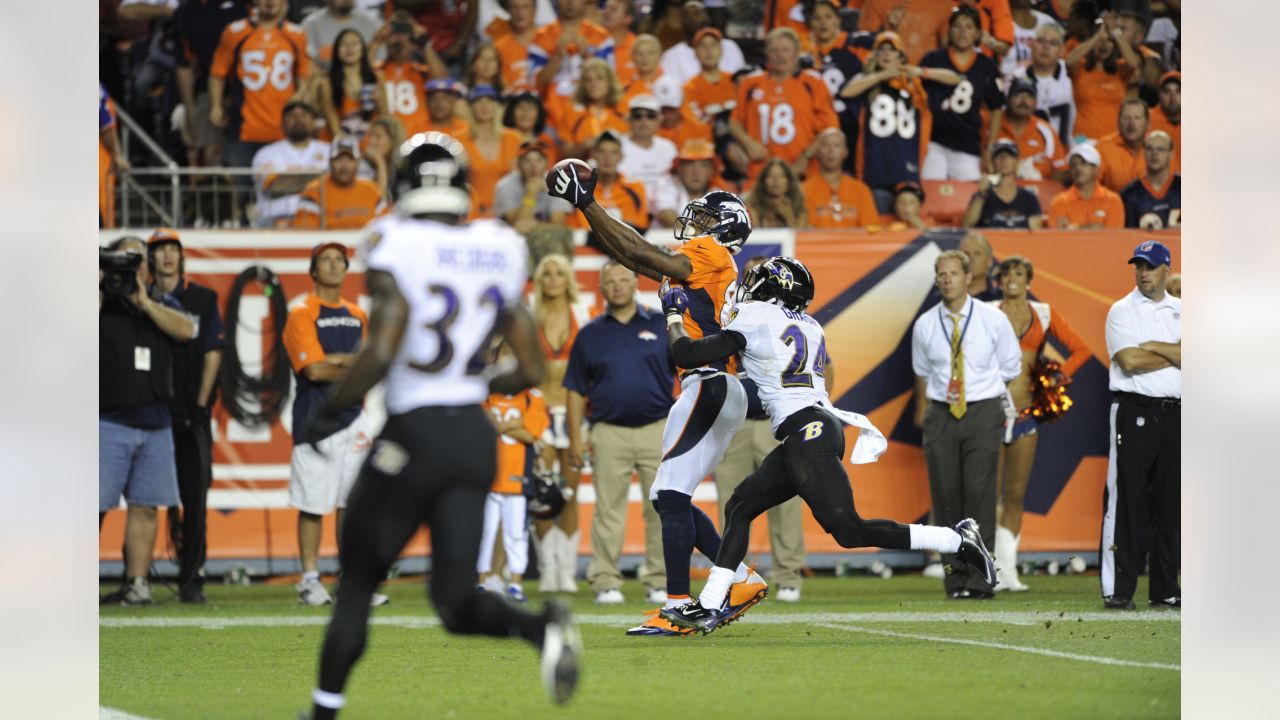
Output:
[{"xmin": 546, "ymin": 158, "xmax": 594, "ymax": 194}]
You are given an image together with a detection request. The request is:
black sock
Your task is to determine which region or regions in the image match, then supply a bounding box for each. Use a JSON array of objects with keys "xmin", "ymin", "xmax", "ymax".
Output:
[
  {"xmin": 654, "ymin": 490, "xmax": 696, "ymax": 597},
  {"xmin": 690, "ymin": 503, "xmax": 722, "ymax": 561}
]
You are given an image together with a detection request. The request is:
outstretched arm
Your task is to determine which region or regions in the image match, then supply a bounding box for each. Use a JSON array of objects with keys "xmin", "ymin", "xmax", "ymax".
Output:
[
  {"xmin": 546, "ymin": 161, "xmax": 693, "ymax": 281},
  {"xmin": 581, "ymin": 203, "xmax": 692, "ymax": 282}
]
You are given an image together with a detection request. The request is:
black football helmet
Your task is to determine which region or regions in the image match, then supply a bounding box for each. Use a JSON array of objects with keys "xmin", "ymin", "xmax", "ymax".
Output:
[
  {"xmin": 736, "ymin": 256, "xmax": 815, "ymax": 312},
  {"xmin": 674, "ymin": 190, "xmax": 752, "ymax": 254},
  {"xmin": 394, "ymin": 131, "xmax": 471, "ymax": 217},
  {"xmin": 525, "ymin": 471, "xmax": 567, "ymax": 520}
]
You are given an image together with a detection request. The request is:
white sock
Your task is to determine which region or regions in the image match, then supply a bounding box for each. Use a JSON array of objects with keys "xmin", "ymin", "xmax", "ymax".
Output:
[
  {"xmin": 664, "ymin": 594, "xmax": 692, "ymax": 609},
  {"xmin": 699, "ymin": 567, "xmax": 735, "ymax": 610},
  {"xmin": 732, "ymin": 562, "xmax": 750, "ymax": 583},
  {"xmin": 908, "ymin": 525, "xmax": 961, "ymax": 554},
  {"xmin": 302, "ymin": 571, "xmax": 320, "ymax": 583},
  {"xmin": 312, "ymin": 688, "xmax": 345, "ymax": 709}
]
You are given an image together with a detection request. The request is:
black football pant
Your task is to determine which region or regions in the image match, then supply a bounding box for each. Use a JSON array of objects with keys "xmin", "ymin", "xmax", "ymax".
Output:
[
  {"xmin": 1101, "ymin": 394, "xmax": 1181, "ymax": 603},
  {"xmin": 316, "ymin": 406, "xmax": 548, "ymax": 701},
  {"xmin": 716, "ymin": 406, "xmax": 909, "ymax": 572},
  {"xmin": 168, "ymin": 419, "xmax": 213, "ymax": 591}
]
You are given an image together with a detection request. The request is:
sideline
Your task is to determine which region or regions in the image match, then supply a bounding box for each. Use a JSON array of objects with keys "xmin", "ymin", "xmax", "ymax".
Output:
[
  {"xmin": 816, "ymin": 622, "xmax": 1181, "ymax": 671},
  {"xmin": 100, "ymin": 610, "xmax": 1181, "ymax": 630}
]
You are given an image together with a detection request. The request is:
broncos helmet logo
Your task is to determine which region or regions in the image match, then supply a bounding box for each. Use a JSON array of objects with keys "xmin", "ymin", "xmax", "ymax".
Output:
[{"xmin": 675, "ymin": 191, "xmax": 751, "ymax": 253}]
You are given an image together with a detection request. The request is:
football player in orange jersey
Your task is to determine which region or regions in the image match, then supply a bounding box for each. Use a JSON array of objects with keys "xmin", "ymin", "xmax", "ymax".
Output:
[{"xmin": 548, "ymin": 163, "xmax": 768, "ymax": 636}]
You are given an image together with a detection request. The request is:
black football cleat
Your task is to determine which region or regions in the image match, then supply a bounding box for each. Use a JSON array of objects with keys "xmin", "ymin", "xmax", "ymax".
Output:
[
  {"xmin": 541, "ymin": 600, "xmax": 581, "ymax": 704},
  {"xmin": 948, "ymin": 588, "xmax": 994, "ymax": 600},
  {"xmin": 953, "ymin": 518, "xmax": 997, "ymax": 589},
  {"xmin": 1103, "ymin": 595, "xmax": 1136, "ymax": 610},
  {"xmin": 659, "ymin": 601, "xmax": 722, "ymax": 635}
]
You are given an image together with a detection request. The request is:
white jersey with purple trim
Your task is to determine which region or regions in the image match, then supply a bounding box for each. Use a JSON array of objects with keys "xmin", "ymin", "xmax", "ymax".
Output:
[
  {"xmin": 363, "ymin": 215, "xmax": 527, "ymax": 414},
  {"xmin": 724, "ymin": 300, "xmax": 887, "ymax": 463}
]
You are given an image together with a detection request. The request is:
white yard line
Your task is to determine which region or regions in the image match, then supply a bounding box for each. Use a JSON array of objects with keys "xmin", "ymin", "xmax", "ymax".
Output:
[
  {"xmin": 100, "ymin": 610, "xmax": 1179, "ymax": 630},
  {"xmin": 815, "ymin": 622, "xmax": 1180, "ymax": 672},
  {"xmin": 100, "ymin": 708, "xmax": 158, "ymax": 720}
]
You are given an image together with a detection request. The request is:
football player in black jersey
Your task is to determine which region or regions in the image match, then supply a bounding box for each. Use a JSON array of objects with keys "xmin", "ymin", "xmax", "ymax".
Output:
[{"xmin": 302, "ymin": 134, "xmax": 581, "ymax": 719}]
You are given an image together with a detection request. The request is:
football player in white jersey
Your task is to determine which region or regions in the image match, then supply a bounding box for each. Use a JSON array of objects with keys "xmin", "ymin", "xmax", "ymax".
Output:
[
  {"xmin": 301, "ymin": 133, "xmax": 580, "ymax": 719},
  {"xmin": 548, "ymin": 162, "xmax": 765, "ymax": 636},
  {"xmin": 657, "ymin": 257, "xmax": 998, "ymax": 634}
]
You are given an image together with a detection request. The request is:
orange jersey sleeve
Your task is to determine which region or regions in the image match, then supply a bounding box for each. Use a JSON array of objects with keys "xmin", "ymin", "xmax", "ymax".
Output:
[
  {"xmin": 210, "ymin": 20, "xmax": 250, "ymax": 80},
  {"xmin": 674, "ymin": 236, "xmax": 737, "ymax": 341},
  {"xmin": 802, "ymin": 70, "xmax": 839, "ymax": 134},
  {"xmin": 282, "ymin": 296, "xmax": 325, "ymax": 372}
]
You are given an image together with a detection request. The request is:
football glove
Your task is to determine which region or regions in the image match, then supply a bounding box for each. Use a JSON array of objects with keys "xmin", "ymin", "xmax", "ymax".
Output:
[
  {"xmin": 660, "ymin": 283, "xmax": 689, "ymax": 321},
  {"xmin": 548, "ymin": 162, "xmax": 598, "ymax": 210}
]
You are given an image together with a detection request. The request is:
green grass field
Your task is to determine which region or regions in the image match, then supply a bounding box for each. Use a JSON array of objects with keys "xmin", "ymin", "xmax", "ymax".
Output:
[{"xmin": 100, "ymin": 575, "xmax": 1179, "ymax": 719}]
